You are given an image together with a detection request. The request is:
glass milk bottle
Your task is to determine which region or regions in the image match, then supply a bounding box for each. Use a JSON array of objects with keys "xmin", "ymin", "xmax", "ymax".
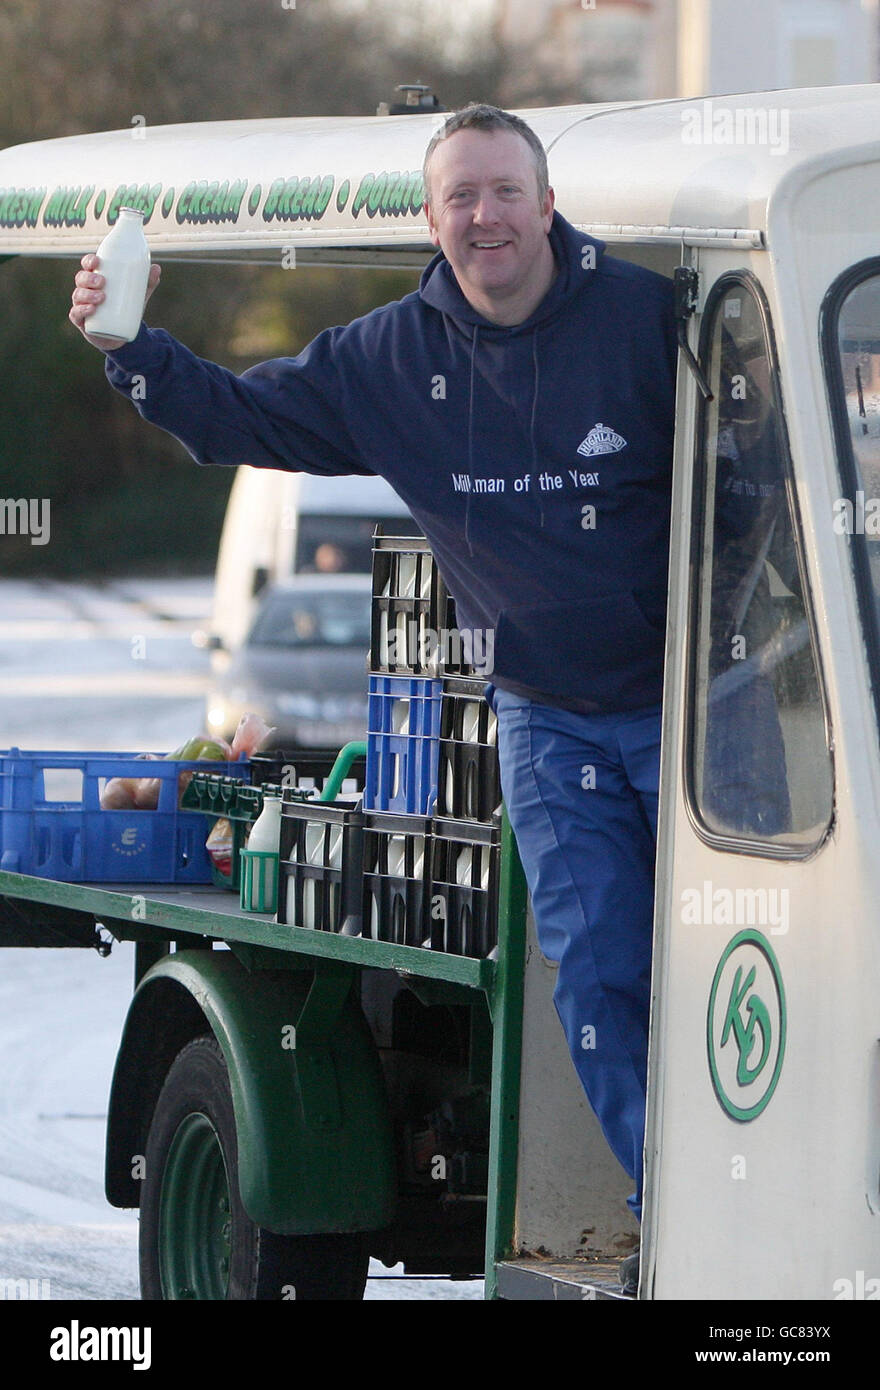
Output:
[
  {"xmin": 248, "ymin": 794, "xmax": 283, "ymax": 855},
  {"xmin": 85, "ymin": 208, "xmax": 151, "ymax": 343}
]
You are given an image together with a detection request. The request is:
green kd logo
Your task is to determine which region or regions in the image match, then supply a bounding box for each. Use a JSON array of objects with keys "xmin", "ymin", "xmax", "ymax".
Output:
[
  {"xmin": 708, "ymin": 929, "xmax": 786, "ymax": 1121},
  {"xmin": 722, "ymin": 963, "xmax": 771, "ymax": 1086}
]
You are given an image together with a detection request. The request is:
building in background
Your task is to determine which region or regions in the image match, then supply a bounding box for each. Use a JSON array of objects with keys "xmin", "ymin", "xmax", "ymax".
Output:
[
  {"xmin": 679, "ymin": 0, "xmax": 879, "ymax": 95},
  {"xmin": 495, "ymin": 0, "xmax": 676, "ymax": 103},
  {"xmin": 494, "ymin": 0, "xmax": 879, "ymax": 104}
]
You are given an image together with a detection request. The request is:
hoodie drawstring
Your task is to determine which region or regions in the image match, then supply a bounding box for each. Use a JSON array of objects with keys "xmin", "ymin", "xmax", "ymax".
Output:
[
  {"xmin": 531, "ymin": 332, "xmax": 544, "ymax": 530},
  {"xmin": 465, "ymin": 323, "xmax": 478, "ymax": 557}
]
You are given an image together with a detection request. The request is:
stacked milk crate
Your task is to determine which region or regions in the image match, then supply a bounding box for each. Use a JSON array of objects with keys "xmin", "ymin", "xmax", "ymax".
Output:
[
  {"xmin": 277, "ymin": 534, "xmax": 503, "ymax": 957},
  {"xmin": 364, "ymin": 534, "xmax": 502, "ymax": 956}
]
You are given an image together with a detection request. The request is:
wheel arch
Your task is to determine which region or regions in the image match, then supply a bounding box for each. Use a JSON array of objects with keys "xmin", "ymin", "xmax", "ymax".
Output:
[{"xmin": 105, "ymin": 949, "xmax": 396, "ymax": 1234}]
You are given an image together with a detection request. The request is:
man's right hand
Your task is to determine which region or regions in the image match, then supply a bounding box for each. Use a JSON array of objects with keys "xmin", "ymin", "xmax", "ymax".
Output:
[{"xmin": 69, "ymin": 253, "xmax": 161, "ymax": 352}]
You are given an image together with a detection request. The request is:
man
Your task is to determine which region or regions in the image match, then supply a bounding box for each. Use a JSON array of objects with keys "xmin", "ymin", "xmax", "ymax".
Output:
[{"xmin": 70, "ymin": 104, "xmax": 677, "ymax": 1294}]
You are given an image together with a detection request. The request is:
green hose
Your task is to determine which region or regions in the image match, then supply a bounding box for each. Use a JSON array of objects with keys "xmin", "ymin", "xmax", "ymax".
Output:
[{"xmin": 318, "ymin": 741, "xmax": 367, "ymax": 803}]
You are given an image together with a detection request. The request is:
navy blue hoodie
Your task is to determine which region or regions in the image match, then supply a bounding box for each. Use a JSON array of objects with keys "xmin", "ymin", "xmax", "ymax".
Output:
[{"xmin": 105, "ymin": 211, "xmax": 677, "ymax": 712}]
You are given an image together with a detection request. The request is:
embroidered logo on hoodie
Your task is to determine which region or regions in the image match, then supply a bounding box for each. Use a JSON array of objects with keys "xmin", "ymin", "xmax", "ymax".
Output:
[{"xmin": 577, "ymin": 423, "xmax": 628, "ymax": 458}]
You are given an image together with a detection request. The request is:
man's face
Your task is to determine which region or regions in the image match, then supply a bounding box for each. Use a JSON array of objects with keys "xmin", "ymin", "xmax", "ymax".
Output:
[{"xmin": 424, "ymin": 128, "xmax": 555, "ymax": 314}]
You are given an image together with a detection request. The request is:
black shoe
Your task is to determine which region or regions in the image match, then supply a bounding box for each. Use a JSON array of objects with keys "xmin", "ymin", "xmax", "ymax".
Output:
[{"xmin": 619, "ymin": 1248, "xmax": 639, "ymax": 1297}]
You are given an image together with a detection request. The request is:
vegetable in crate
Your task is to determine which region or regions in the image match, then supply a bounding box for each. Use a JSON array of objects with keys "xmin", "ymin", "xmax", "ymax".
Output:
[
  {"xmin": 170, "ymin": 735, "xmax": 234, "ymax": 803},
  {"xmin": 98, "ymin": 715, "xmax": 276, "ymax": 812},
  {"xmin": 100, "ymin": 752, "xmax": 161, "ymax": 810},
  {"xmin": 99, "ymin": 737, "xmax": 230, "ymax": 811}
]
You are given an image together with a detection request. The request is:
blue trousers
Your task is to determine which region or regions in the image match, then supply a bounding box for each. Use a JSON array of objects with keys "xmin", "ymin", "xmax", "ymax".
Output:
[{"xmin": 488, "ymin": 687, "xmax": 662, "ymax": 1222}]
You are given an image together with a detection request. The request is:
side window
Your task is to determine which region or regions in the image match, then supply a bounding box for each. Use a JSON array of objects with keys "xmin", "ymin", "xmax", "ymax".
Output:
[
  {"xmin": 825, "ymin": 264, "xmax": 880, "ymax": 693},
  {"xmin": 689, "ymin": 277, "xmax": 832, "ymax": 852}
]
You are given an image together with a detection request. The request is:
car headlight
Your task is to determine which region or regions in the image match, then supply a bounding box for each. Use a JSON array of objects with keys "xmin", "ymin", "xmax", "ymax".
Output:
[{"xmin": 206, "ymin": 700, "xmax": 229, "ymax": 729}]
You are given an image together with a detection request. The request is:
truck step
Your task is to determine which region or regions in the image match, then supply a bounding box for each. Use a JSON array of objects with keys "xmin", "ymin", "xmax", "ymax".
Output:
[{"xmin": 495, "ymin": 1257, "xmax": 631, "ymax": 1301}]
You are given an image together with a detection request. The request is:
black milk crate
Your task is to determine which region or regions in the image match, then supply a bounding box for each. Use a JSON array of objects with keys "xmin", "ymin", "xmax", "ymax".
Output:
[
  {"xmin": 429, "ymin": 816, "xmax": 501, "ymax": 959},
  {"xmin": 436, "ymin": 677, "xmax": 501, "ymax": 823},
  {"xmin": 248, "ymin": 749, "xmax": 366, "ymax": 795},
  {"xmin": 362, "ymin": 811, "xmax": 432, "ymax": 947},
  {"xmin": 278, "ymin": 795, "xmax": 364, "ymax": 935},
  {"xmin": 371, "ymin": 533, "xmax": 473, "ymax": 677}
]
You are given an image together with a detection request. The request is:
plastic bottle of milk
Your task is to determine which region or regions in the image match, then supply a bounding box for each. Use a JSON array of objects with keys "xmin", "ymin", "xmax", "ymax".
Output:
[{"xmin": 85, "ymin": 208, "xmax": 151, "ymax": 344}]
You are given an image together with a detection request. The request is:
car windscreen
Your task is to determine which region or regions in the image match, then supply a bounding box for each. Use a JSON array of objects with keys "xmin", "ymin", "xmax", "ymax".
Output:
[{"xmin": 247, "ymin": 589, "xmax": 371, "ymax": 649}]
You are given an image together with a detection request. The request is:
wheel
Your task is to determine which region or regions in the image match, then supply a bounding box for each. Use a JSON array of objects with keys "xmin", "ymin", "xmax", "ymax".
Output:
[{"xmin": 138, "ymin": 1034, "xmax": 369, "ymax": 1300}]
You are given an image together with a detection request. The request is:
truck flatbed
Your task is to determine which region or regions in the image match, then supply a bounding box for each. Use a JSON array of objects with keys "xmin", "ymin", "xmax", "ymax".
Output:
[{"xmin": 0, "ymin": 869, "xmax": 496, "ymax": 989}]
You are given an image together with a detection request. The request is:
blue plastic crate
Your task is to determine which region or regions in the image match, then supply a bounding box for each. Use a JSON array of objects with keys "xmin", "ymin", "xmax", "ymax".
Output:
[
  {"xmin": 0, "ymin": 748, "xmax": 249, "ymax": 883},
  {"xmin": 364, "ymin": 676, "xmax": 441, "ymax": 814}
]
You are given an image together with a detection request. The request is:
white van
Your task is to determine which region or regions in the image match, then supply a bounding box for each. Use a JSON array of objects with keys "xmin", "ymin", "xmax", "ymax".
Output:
[{"xmin": 209, "ymin": 465, "xmax": 416, "ymax": 659}]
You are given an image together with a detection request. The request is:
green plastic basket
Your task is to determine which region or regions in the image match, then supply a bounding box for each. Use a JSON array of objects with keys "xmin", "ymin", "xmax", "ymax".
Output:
[
  {"xmin": 182, "ymin": 776, "xmax": 296, "ymax": 890},
  {"xmin": 239, "ymin": 848, "xmax": 279, "ymax": 914}
]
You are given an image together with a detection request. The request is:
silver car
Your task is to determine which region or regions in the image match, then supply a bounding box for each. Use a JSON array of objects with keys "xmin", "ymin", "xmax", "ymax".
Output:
[{"xmin": 205, "ymin": 574, "xmax": 371, "ymax": 752}]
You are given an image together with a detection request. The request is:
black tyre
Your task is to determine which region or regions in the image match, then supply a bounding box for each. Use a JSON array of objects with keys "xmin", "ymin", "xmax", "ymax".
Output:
[{"xmin": 138, "ymin": 1034, "xmax": 369, "ymax": 1300}]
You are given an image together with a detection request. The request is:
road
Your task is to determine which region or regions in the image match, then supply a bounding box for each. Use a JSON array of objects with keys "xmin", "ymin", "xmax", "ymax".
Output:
[{"xmin": 0, "ymin": 577, "xmax": 483, "ymax": 1301}]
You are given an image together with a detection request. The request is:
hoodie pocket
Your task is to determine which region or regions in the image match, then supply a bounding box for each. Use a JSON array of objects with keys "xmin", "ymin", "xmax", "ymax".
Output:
[{"xmin": 493, "ymin": 591, "xmax": 666, "ymax": 707}]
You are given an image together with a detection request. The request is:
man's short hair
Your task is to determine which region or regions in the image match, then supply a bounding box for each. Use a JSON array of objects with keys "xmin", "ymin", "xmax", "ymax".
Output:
[{"xmin": 423, "ymin": 103, "xmax": 550, "ymax": 206}]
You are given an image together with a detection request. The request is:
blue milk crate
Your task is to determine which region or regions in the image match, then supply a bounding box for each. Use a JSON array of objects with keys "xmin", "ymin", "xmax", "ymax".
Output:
[
  {"xmin": 0, "ymin": 748, "xmax": 249, "ymax": 883},
  {"xmin": 364, "ymin": 675, "xmax": 442, "ymax": 814}
]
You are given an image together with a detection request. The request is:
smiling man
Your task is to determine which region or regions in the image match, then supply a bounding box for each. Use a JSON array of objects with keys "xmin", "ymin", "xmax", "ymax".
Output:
[
  {"xmin": 423, "ymin": 121, "xmax": 557, "ymax": 325},
  {"xmin": 70, "ymin": 104, "xmax": 677, "ymax": 1296}
]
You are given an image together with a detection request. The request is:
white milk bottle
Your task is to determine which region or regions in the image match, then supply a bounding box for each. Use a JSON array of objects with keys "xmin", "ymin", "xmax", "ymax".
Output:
[
  {"xmin": 244, "ymin": 793, "xmax": 283, "ymax": 911},
  {"xmin": 85, "ymin": 208, "xmax": 151, "ymax": 343},
  {"xmin": 247, "ymin": 794, "xmax": 283, "ymax": 855}
]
